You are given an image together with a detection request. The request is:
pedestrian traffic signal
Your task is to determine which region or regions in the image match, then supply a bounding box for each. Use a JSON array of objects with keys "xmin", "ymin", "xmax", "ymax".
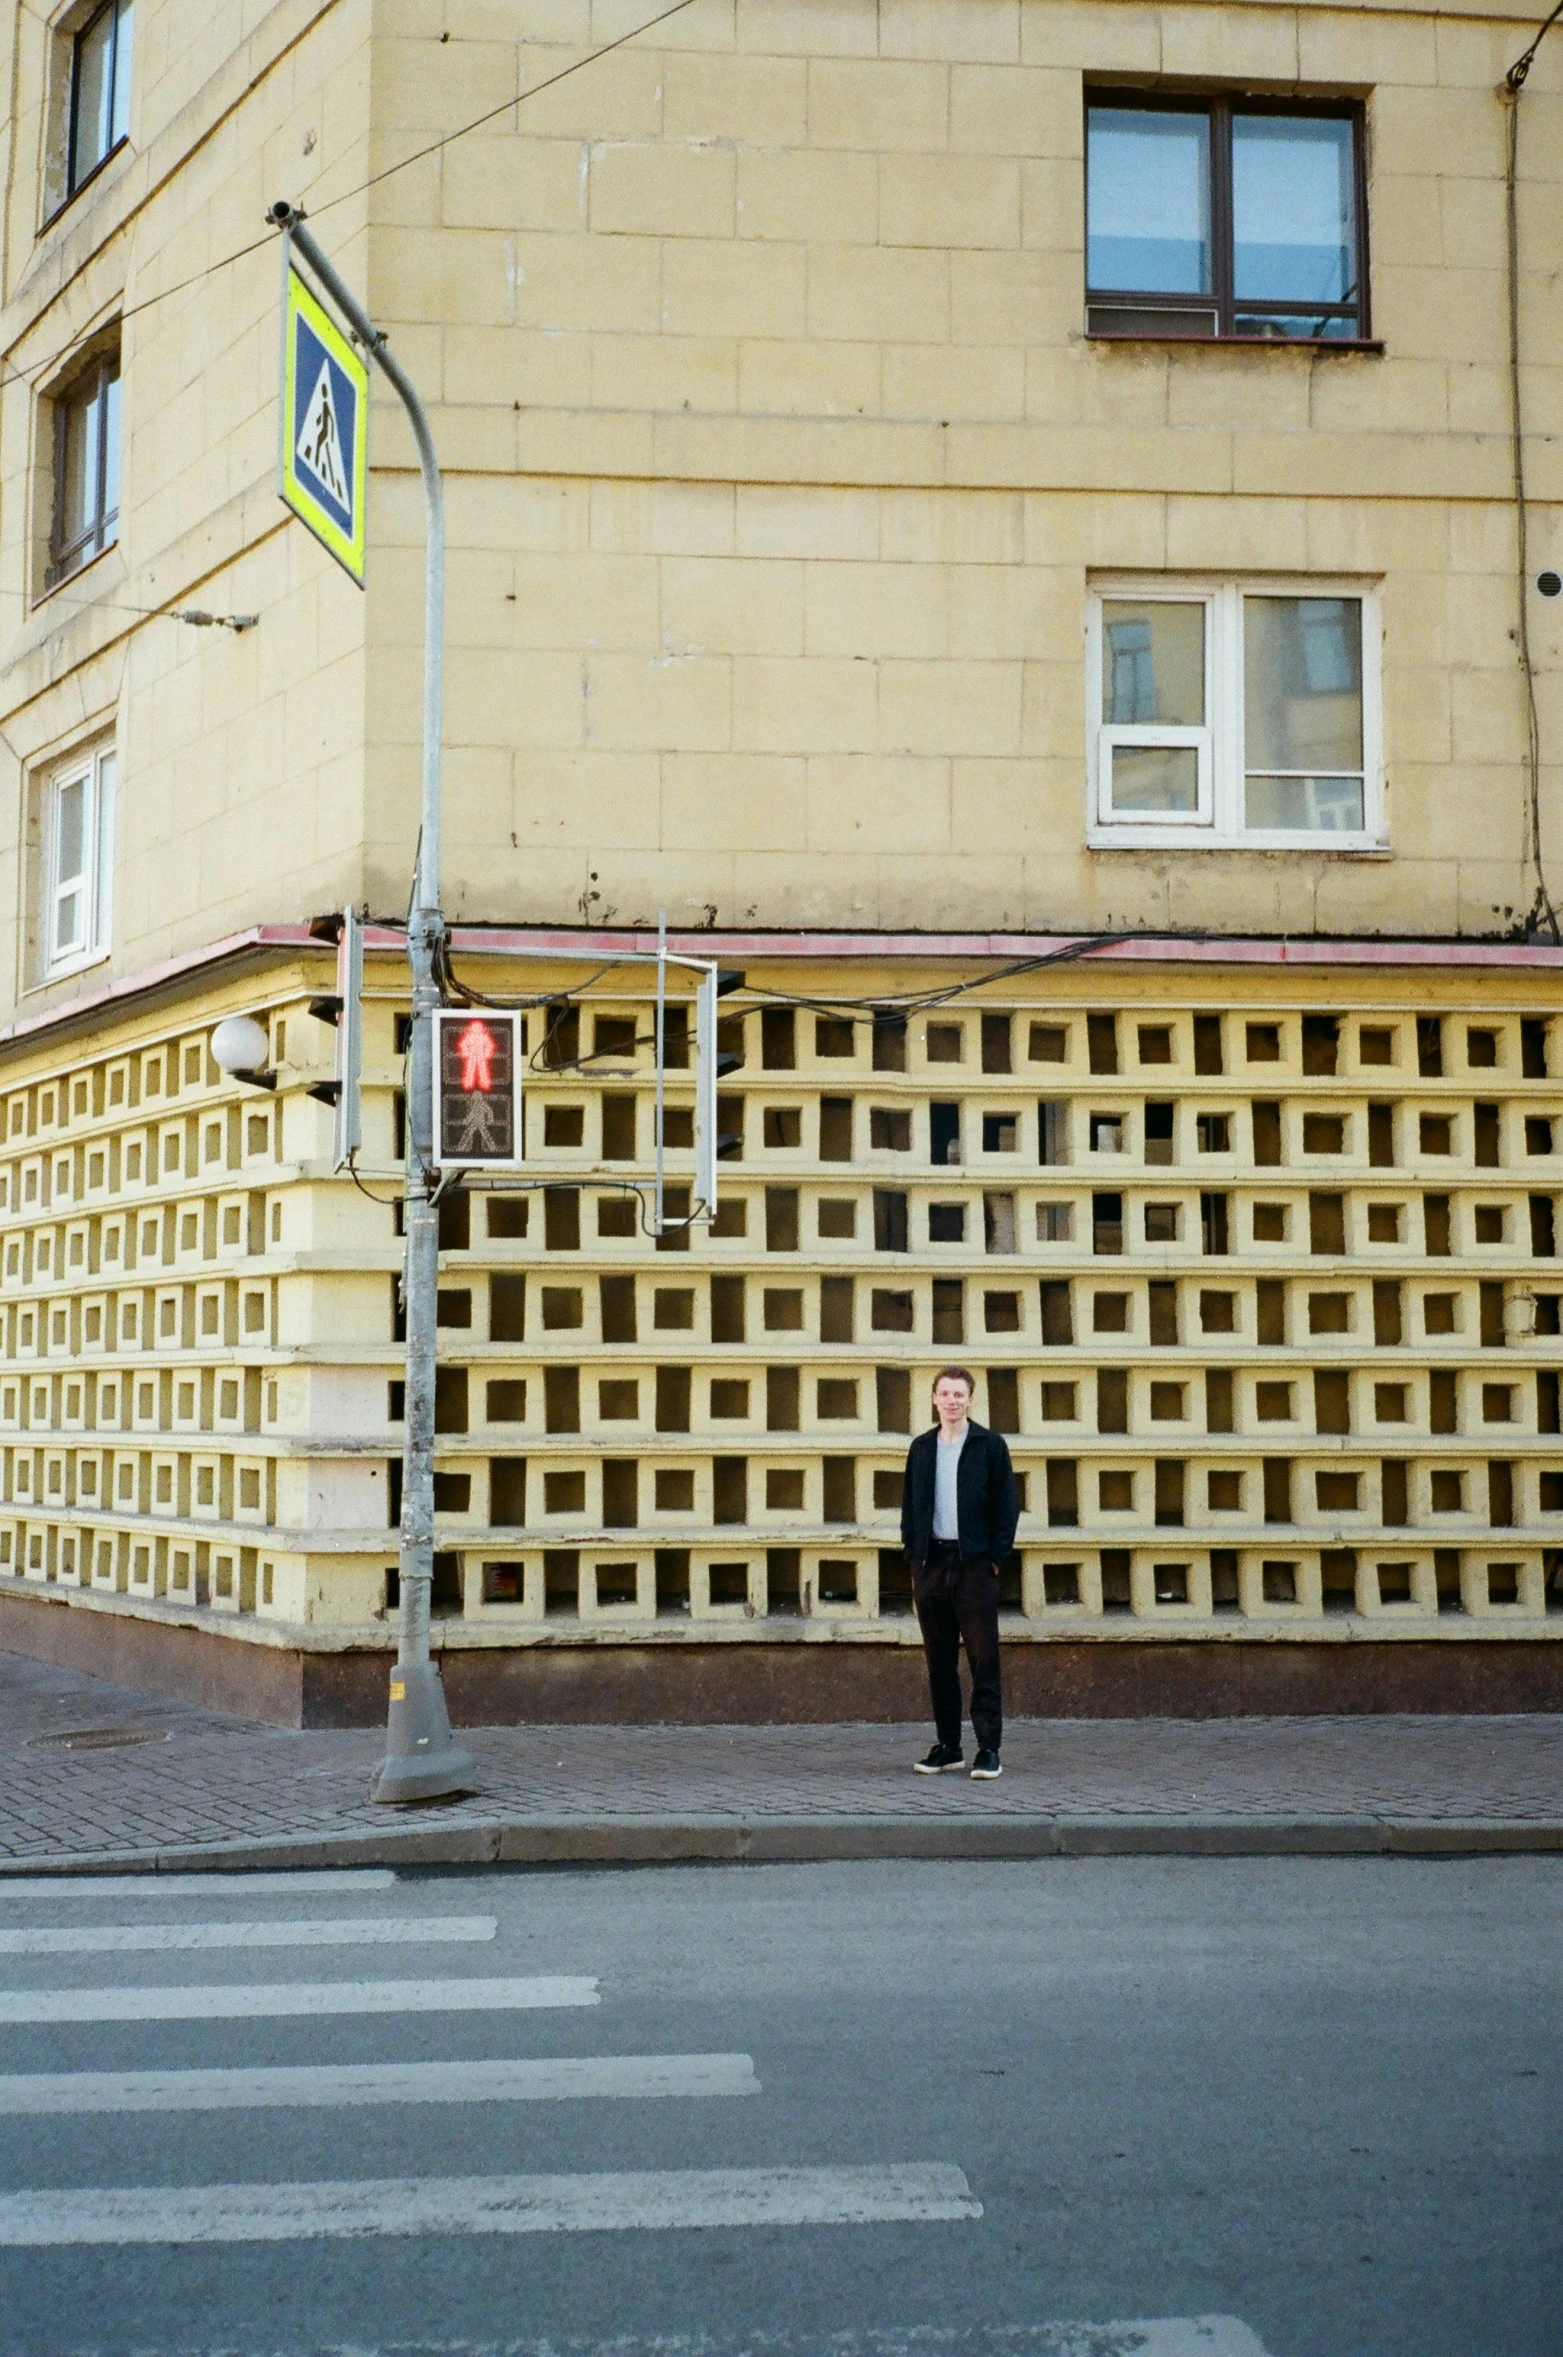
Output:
[
  {"xmin": 694, "ymin": 966, "xmax": 743, "ymax": 1209},
  {"xmin": 305, "ymin": 906, "xmax": 364, "ymax": 1172},
  {"xmin": 432, "ymin": 1010, "xmax": 523, "ymax": 1168}
]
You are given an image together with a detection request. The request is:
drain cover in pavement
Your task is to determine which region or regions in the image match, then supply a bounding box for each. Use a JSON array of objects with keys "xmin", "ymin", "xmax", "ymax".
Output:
[{"xmin": 29, "ymin": 1727, "xmax": 167, "ymax": 1751}]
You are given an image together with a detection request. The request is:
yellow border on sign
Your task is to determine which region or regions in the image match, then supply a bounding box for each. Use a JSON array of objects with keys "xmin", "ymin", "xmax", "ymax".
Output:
[{"xmin": 280, "ymin": 265, "xmax": 369, "ymax": 587}]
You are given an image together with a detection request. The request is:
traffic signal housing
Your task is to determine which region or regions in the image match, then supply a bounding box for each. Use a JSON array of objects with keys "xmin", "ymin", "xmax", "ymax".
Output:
[
  {"xmin": 305, "ymin": 905, "xmax": 363, "ymax": 1171},
  {"xmin": 432, "ymin": 1009, "xmax": 523, "ymax": 1168},
  {"xmin": 694, "ymin": 967, "xmax": 744, "ymax": 1209}
]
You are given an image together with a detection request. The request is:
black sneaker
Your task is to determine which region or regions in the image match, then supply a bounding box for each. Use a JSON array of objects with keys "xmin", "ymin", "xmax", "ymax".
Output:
[
  {"xmin": 913, "ymin": 1743, "xmax": 965, "ymax": 1774},
  {"xmin": 970, "ymin": 1749, "xmax": 1003, "ymax": 1780}
]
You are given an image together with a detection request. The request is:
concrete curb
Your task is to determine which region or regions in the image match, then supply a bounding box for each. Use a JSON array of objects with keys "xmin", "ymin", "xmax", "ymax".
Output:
[{"xmin": 2, "ymin": 1815, "xmax": 1562, "ymax": 1874}]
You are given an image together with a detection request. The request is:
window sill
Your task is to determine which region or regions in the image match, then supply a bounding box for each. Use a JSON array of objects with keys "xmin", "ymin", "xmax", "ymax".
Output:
[
  {"xmin": 1087, "ymin": 330, "xmax": 1384, "ymax": 355},
  {"xmin": 29, "ymin": 946, "xmax": 110, "ymax": 995},
  {"xmin": 1087, "ymin": 830, "xmax": 1391, "ymax": 858},
  {"xmin": 38, "ymin": 138, "xmax": 130, "ymax": 235},
  {"xmin": 35, "ymin": 535, "xmax": 120, "ymax": 610}
]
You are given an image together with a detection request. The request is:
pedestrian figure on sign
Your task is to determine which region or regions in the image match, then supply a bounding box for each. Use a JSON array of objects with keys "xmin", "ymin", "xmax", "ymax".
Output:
[
  {"xmin": 309, "ymin": 377, "xmax": 336, "ymax": 480},
  {"xmin": 296, "ymin": 360, "xmax": 349, "ymax": 507},
  {"xmin": 900, "ymin": 1366, "xmax": 1018, "ymax": 1780}
]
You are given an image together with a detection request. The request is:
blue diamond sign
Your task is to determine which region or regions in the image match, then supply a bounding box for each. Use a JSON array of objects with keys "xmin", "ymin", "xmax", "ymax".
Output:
[{"xmin": 279, "ymin": 265, "xmax": 368, "ymax": 586}]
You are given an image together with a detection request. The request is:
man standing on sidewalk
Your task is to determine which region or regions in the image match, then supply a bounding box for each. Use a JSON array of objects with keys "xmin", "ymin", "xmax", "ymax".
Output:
[{"xmin": 901, "ymin": 1365, "xmax": 1019, "ymax": 1781}]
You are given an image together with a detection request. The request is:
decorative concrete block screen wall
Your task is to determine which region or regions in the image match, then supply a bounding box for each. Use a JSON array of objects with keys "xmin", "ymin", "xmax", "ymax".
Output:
[
  {"xmin": 0, "ymin": 1009, "xmax": 305, "ymax": 1623},
  {"xmin": 1, "ymin": 949, "xmax": 1558, "ymax": 1675}
]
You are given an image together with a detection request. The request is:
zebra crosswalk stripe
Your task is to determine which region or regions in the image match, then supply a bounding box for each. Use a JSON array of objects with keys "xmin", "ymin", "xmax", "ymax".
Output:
[
  {"xmin": 0, "ymin": 1974, "xmax": 599, "ymax": 2023},
  {"xmin": 0, "ymin": 1871, "xmax": 397, "ymax": 1898},
  {"xmin": 0, "ymin": 2053, "xmax": 760, "ymax": 2114},
  {"xmin": 0, "ymin": 2162, "xmax": 981, "ymax": 2245},
  {"xmin": 371, "ymin": 2328, "xmax": 1275, "ymax": 2356},
  {"xmin": 0, "ymin": 1915, "xmax": 495, "ymax": 1955}
]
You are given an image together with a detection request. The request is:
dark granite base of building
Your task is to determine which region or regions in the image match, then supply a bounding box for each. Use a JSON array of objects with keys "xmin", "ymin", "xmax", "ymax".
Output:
[{"xmin": 6, "ymin": 1585, "xmax": 1563, "ymax": 1728}]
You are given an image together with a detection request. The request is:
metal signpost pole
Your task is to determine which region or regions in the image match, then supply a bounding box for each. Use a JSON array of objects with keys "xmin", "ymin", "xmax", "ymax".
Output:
[
  {"xmin": 269, "ymin": 202, "xmax": 475, "ymax": 1803},
  {"xmin": 654, "ymin": 909, "xmax": 668, "ymax": 1238}
]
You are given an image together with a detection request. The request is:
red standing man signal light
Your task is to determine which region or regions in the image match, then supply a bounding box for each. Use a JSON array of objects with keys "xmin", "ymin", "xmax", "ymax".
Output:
[
  {"xmin": 433, "ymin": 1010, "xmax": 520, "ymax": 1166},
  {"xmin": 454, "ymin": 1018, "xmax": 496, "ymax": 1093}
]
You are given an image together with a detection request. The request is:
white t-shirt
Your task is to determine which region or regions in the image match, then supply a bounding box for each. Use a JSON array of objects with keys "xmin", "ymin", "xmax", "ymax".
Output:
[{"xmin": 933, "ymin": 1429, "xmax": 967, "ymax": 1542}]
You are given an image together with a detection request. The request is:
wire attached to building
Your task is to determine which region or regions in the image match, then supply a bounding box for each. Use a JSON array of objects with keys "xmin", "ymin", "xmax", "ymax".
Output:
[
  {"xmin": 724, "ymin": 935, "xmax": 1145, "ymax": 1026},
  {"xmin": 0, "ymin": 0, "xmax": 702, "ymax": 406},
  {"xmin": 0, "ymin": 584, "xmax": 258, "ymax": 630},
  {"xmin": 427, "ymin": 928, "xmax": 1149, "ymax": 1053},
  {"xmin": 421, "ymin": 924, "xmax": 1230, "ymax": 1076},
  {"xmin": 337, "ymin": 0, "xmax": 699, "ymax": 215},
  {"xmin": 1503, "ymin": 5, "xmax": 1563, "ymax": 941},
  {"xmin": 1506, "ymin": 0, "xmax": 1563, "ymax": 92}
]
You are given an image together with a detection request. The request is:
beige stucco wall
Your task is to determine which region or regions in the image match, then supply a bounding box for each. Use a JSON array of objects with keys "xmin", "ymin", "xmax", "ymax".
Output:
[
  {"xmin": 0, "ymin": 0, "xmax": 1554, "ymax": 1024},
  {"xmin": 358, "ymin": 0, "xmax": 1563, "ymax": 938},
  {"xmin": 0, "ymin": 0, "xmax": 376, "ymax": 1022}
]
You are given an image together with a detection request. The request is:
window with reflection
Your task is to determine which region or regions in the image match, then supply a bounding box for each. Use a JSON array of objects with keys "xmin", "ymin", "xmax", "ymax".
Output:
[
  {"xmin": 1090, "ymin": 583, "xmax": 1377, "ymax": 847},
  {"xmin": 47, "ymin": 342, "xmax": 121, "ymax": 588},
  {"xmin": 1086, "ymin": 94, "xmax": 1366, "ymax": 343},
  {"xmin": 1244, "ymin": 596, "xmax": 1365, "ymax": 831},
  {"xmin": 1098, "ymin": 598, "xmax": 1210, "ymax": 822},
  {"xmin": 41, "ymin": 742, "xmax": 115, "ymax": 975},
  {"xmin": 66, "ymin": 0, "xmax": 132, "ymax": 199}
]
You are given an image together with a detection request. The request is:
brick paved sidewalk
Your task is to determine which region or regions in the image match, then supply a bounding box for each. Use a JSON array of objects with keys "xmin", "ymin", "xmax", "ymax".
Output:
[{"xmin": 3, "ymin": 1646, "xmax": 1561, "ymax": 1873}]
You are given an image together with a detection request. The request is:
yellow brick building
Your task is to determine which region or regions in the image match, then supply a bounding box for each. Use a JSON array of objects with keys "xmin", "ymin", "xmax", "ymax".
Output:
[{"xmin": 0, "ymin": 0, "xmax": 1559, "ymax": 1720}]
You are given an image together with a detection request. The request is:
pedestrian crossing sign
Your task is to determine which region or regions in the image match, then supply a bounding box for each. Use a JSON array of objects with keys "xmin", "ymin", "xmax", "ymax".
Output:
[{"xmin": 279, "ymin": 265, "xmax": 368, "ymax": 586}]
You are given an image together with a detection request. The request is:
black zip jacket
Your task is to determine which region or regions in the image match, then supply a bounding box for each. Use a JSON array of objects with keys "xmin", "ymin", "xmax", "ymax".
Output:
[{"xmin": 900, "ymin": 1420, "xmax": 1020, "ymax": 1568}]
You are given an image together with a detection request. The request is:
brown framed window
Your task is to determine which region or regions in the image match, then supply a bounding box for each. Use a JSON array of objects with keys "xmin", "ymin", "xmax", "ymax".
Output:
[
  {"xmin": 1086, "ymin": 94, "xmax": 1369, "ymax": 344},
  {"xmin": 67, "ymin": 0, "xmax": 132, "ymax": 200},
  {"xmin": 48, "ymin": 344, "xmax": 120, "ymax": 588}
]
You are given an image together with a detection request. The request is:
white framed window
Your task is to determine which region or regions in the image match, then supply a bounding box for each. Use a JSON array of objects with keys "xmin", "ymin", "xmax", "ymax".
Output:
[
  {"xmin": 43, "ymin": 743, "xmax": 114, "ymax": 976},
  {"xmin": 1087, "ymin": 579, "xmax": 1382, "ymax": 851}
]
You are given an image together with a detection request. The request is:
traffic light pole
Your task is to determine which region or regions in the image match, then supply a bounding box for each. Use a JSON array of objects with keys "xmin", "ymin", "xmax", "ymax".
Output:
[{"xmin": 270, "ymin": 204, "xmax": 475, "ymax": 1804}]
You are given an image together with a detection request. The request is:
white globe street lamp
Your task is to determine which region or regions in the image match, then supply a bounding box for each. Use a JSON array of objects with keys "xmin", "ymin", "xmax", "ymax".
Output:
[{"xmin": 209, "ymin": 1014, "xmax": 276, "ymax": 1090}]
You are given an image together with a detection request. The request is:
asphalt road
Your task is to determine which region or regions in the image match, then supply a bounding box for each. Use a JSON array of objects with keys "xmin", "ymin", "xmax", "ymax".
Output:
[{"xmin": 0, "ymin": 1855, "xmax": 1556, "ymax": 2357}]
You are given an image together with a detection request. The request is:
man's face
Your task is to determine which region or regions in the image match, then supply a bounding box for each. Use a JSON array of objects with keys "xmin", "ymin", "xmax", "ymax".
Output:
[{"xmin": 933, "ymin": 1378, "xmax": 973, "ymax": 1426}]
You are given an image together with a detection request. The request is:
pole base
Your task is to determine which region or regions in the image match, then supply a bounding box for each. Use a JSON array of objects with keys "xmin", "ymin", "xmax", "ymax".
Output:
[
  {"xmin": 369, "ymin": 1658, "xmax": 480, "ymax": 1806},
  {"xmin": 369, "ymin": 1748, "xmax": 479, "ymax": 1805}
]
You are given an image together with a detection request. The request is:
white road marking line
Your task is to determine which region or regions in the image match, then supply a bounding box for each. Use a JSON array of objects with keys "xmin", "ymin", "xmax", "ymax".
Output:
[
  {"xmin": 385, "ymin": 2330, "xmax": 1272, "ymax": 2357},
  {"xmin": 0, "ymin": 1915, "xmax": 494, "ymax": 1956},
  {"xmin": 0, "ymin": 1871, "xmax": 397, "ymax": 1899},
  {"xmin": 0, "ymin": 2052, "xmax": 759, "ymax": 2114},
  {"xmin": 361, "ymin": 2332, "xmax": 1272, "ymax": 2357},
  {"xmin": 1097, "ymin": 2328, "xmax": 1276, "ymax": 2357},
  {"xmin": 0, "ymin": 2162, "xmax": 979, "ymax": 2245},
  {"xmin": 0, "ymin": 1975, "xmax": 599, "ymax": 2023}
]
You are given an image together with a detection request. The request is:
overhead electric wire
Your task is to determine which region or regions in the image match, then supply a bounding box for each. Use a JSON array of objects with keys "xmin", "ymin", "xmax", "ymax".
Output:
[
  {"xmin": 0, "ymin": 0, "xmax": 701, "ymax": 403},
  {"xmin": 1506, "ymin": 0, "xmax": 1563, "ymax": 90},
  {"xmin": 425, "ymin": 926, "xmax": 1173, "ymax": 1066},
  {"xmin": 720, "ymin": 935, "xmax": 1148, "ymax": 1024},
  {"xmin": 431, "ymin": 924, "xmax": 1162, "ymax": 1035},
  {"xmin": 320, "ymin": 0, "xmax": 700, "ymax": 215}
]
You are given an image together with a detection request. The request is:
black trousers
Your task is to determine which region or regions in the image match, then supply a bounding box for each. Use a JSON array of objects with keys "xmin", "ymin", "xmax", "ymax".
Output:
[{"xmin": 912, "ymin": 1540, "xmax": 1002, "ymax": 1752}]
